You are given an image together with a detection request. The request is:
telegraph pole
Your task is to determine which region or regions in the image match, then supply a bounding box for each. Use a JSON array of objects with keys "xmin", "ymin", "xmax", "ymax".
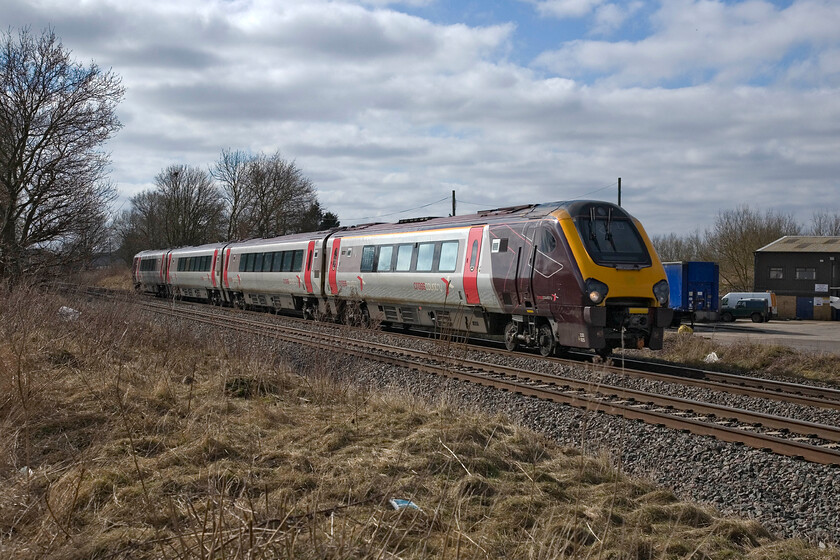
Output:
[
  {"xmin": 451, "ymin": 190, "xmax": 456, "ymax": 216},
  {"xmin": 617, "ymin": 177, "xmax": 622, "ymax": 207}
]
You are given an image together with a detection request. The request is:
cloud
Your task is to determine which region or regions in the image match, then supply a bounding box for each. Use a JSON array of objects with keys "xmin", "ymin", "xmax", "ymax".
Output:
[
  {"xmin": 1, "ymin": 0, "xmax": 838, "ymax": 237},
  {"xmin": 530, "ymin": 0, "xmax": 606, "ymax": 19},
  {"xmin": 534, "ymin": 0, "xmax": 840, "ymax": 87},
  {"xmin": 591, "ymin": 2, "xmax": 644, "ymax": 35}
]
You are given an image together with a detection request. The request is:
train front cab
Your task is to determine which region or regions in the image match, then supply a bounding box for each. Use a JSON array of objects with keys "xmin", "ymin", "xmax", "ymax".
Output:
[
  {"xmin": 553, "ymin": 202, "xmax": 672, "ymax": 353},
  {"xmin": 134, "ymin": 250, "xmax": 171, "ymax": 297}
]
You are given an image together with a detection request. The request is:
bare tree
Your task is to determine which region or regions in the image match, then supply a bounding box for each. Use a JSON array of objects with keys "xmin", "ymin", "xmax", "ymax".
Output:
[
  {"xmin": 808, "ymin": 210, "xmax": 840, "ymax": 236},
  {"xmin": 211, "ymin": 148, "xmax": 254, "ymax": 240},
  {"xmin": 705, "ymin": 205, "xmax": 800, "ymax": 292},
  {"xmin": 651, "ymin": 231, "xmax": 705, "ymax": 262},
  {"xmin": 113, "ymin": 189, "xmax": 166, "ymax": 261},
  {"xmin": 0, "ymin": 27, "xmax": 124, "ymax": 279},
  {"xmin": 155, "ymin": 165, "xmax": 225, "ymax": 247},
  {"xmin": 240, "ymin": 152, "xmax": 317, "ymax": 238}
]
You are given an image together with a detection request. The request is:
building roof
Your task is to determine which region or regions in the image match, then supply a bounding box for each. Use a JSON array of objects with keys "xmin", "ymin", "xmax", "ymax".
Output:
[{"xmin": 757, "ymin": 236, "xmax": 840, "ymax": 253}]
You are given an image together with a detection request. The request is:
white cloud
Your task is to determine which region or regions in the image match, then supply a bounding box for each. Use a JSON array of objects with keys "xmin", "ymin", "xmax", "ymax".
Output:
[
  {"xmin": 530, "ymin": 0, "xmax": 606, "ymax": 18},
  {"xmin": 2, "ymin": 0, "xmax": 838, "ymax": 236},
  {"xmin": 591, "ymin": 1, "xmax": 643, "ymax": 35},
  {"xmin": 535, "ymin": 0, "xmax": 840, "ymax": 87}
]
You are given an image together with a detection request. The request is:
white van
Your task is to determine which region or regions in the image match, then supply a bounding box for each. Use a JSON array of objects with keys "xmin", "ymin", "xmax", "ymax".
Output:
[{"xmin": 720, "ymin": 292, "xmax": 777, "ymax": 318}]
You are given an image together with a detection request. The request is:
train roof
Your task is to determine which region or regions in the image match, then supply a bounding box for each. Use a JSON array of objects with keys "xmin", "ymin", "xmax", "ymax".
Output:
[
  {"xmin": 134, "ymin": 200, "xmax": 627, "ymax": 256},
  {"xmin": 335, "ymin": 199, "xmax": 625, "ymax": 237}
]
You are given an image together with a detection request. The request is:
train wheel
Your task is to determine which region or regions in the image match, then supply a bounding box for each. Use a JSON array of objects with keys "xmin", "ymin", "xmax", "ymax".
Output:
[
  {"xmin": 504, "ymin": 322, "xmax": 519, "ymax": 351},
  {"xmin": 359, "ymin": 306, "xmax": 371, "ymax": 328},
  {"xmin": 537, "ymin": 324, "xmax": 555, "ymax": 357},
  {"xmin": 344, "ymin": 303, "xmax": 371, "ymax": 328}
]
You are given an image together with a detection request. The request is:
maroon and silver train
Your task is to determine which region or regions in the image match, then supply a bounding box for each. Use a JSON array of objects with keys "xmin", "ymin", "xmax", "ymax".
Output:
[{"xmin": 134, "ymin": 200, "xmax": 673, "ymax": 356}]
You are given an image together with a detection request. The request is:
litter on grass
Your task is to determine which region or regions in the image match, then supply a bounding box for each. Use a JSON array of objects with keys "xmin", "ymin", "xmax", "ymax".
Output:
[
  {"xmin": 58, "ymin": 306, "xmax": 81, "ymax": 321},
  {"xmin": 389, "ymin": 499, "xmax": 421, "ymax": 512}
]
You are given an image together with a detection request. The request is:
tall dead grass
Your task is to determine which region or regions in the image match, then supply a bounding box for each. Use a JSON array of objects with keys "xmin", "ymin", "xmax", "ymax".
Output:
[{"xmin": 0, "ymin": 284, "xmax": 835, "ymax": 559}]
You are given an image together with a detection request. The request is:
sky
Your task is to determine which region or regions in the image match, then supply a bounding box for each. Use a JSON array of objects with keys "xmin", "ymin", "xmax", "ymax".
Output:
[{"xmin": 2, "ymin": 0, "xmax": 839, "ymax": 235}]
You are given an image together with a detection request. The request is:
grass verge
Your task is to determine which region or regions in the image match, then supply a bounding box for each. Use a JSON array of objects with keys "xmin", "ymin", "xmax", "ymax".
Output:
[
  {"xmin": 0, "ymin": 286, "xmax": 836, "ymax": 559},
  {"xmin": 623, "ymin": 330, "xmax": 840, "ymax": 385}
]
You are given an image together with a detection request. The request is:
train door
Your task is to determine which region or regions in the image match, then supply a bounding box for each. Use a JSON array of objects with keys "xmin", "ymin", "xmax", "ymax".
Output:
[
  {"xmin": 328, "ymin": 238, "xmax": 341, "ymax": 295},
  {"xmin": 304, "ymin": 240, "xmax": 316, "ymax": 293},
  {"xmin": 222, "ymin": 247, "xmax": 233, "ymax": 291},
  {"xmin": 517, "ymin": 222, "xmax": 538, "ymax": 310},
  {"xmin": 210, "ymin": 249, "xmax": 219, "ymax": 289},
  {"xmin": 211, "ymin": 247, "xmax": 227, "ymax": 304},
  {"xmin": 463, "ymin": 226, "xmax": 484, "ymax": 305},
  {"xmin": 530, "ymin": 225, "xmax": 565, "ymax": 311}
]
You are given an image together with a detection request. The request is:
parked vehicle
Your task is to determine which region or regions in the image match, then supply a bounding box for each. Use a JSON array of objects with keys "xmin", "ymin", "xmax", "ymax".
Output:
[
  {"xmin": 720, "ymin": 298, "xmax": 770, "ymax": 323},
  {"xmin": 720, "ymin": 291, "xmax": 777, "ymax": 318},
  {"xmin": 663, "ymin": 261, "xmax": 719, "ymax": 325}
]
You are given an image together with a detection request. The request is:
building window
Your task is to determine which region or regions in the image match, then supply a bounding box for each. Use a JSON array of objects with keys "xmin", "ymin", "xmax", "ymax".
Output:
[
  {"xmin": 769, "ymin": 267, "xmax": 783, "ymax": 279},
  {"xmin": 795, "ymin": 267, "xmax": 816, "ymax": 280}
]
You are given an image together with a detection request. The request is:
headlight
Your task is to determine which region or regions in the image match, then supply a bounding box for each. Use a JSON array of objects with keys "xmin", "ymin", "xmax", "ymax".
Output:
[
  {"xmin": 584, "ymin": 278, "xmax": 608, "ymax": 304},
  {"xmin": 653, "ymin": 279, "xmax": 669, "ymax": 306}
]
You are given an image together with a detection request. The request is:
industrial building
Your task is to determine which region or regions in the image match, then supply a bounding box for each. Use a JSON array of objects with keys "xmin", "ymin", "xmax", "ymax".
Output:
[{"xmin": 754, "ymin": 236, "xmax": 840, "ymax": 320}]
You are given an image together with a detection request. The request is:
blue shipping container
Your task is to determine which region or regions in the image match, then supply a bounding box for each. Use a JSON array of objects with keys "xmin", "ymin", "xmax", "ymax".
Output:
[{"xmin": 663, "ymin": 261, "xmax": 719, "ymax": 323}]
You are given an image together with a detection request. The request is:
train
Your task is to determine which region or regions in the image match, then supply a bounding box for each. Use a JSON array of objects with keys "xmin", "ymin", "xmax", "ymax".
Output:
[{"xmin": 133, "ymin": 200, "xmax": 673, "ymax": 357}]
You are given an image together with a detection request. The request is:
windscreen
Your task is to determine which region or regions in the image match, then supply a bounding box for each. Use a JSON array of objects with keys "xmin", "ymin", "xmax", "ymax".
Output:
[{"xmin": 572, "ymin": 204, "xmax": 651, "ymax": 267}]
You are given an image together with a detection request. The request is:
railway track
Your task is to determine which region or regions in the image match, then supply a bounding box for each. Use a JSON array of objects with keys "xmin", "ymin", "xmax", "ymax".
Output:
[{"xmin": 126, "ymin": 295, "xmax": 840, "ymax": 466}]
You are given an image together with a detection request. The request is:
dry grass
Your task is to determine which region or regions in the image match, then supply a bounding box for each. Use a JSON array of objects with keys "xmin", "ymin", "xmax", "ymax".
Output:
[
  {"xmin": 625, "ymin": 331, "xmax": 840, "ymax": 385},
  {"xmin": 74, "ymin": 265, "xmax": 135, "ymax": 292},
  {"xmin": 0, "ymin": 284, "xmax": 836, "ymax": 558}
]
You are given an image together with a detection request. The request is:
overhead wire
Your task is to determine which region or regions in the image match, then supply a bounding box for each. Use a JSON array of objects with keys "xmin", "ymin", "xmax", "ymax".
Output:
[
  {"xmin": 456, "ymin": 180, "xmax": 620, "ymax": 211},
  {"xmin": 345, "ymin": 195, "xmax": 451, "ymax": 223}
]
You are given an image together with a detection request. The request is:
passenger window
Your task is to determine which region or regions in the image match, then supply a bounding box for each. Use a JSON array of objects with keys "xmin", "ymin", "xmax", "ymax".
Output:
[
  {"xmin": 396, "ymin": 245, "xmax": 413, "ymax": 271},
  {"xmin": 331, "ymin": 247, "xmax": 339, "ymax": 270},
  {"xmin": 262, "ymin": 252, "xmax": 273, "ymax": 272},
  {"xmin": 239, "ymin": 255, "xmax": 246, "ymax": 272},
  {"xmin": 439, "ymin": 241, "xmax": 458, "ymax": 272},
  {"xmin": 292, "ymin": 250, "xmax": 304, "ymax": 272},
  {"xmin": 254, "ymin": 253, "xmax": 264, "ymax": 272},
  {"xmin": 272, "ymin": 252, "xmax": 283, "ymax": 272},
  {"xmin": 360, "ymin": 246, "xmax": 376, "ymax": 272},
  {"xmin": 282, "ymin": 251, "xmax": 294, "ymax": 272},
  {"xmin": 416, "ymin": 243, "xmax": 434, "ymax": 272},
  {"xmin": 246, "ymin": 253, "xmax": 256, "ymax": 272},
  {"xmin": 469, "ymin": 240, "xmax": 478, "ymax": 272},
  {"xmin": 377, "ymin": 246, "xmax": 393, "ymax": 271}
]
